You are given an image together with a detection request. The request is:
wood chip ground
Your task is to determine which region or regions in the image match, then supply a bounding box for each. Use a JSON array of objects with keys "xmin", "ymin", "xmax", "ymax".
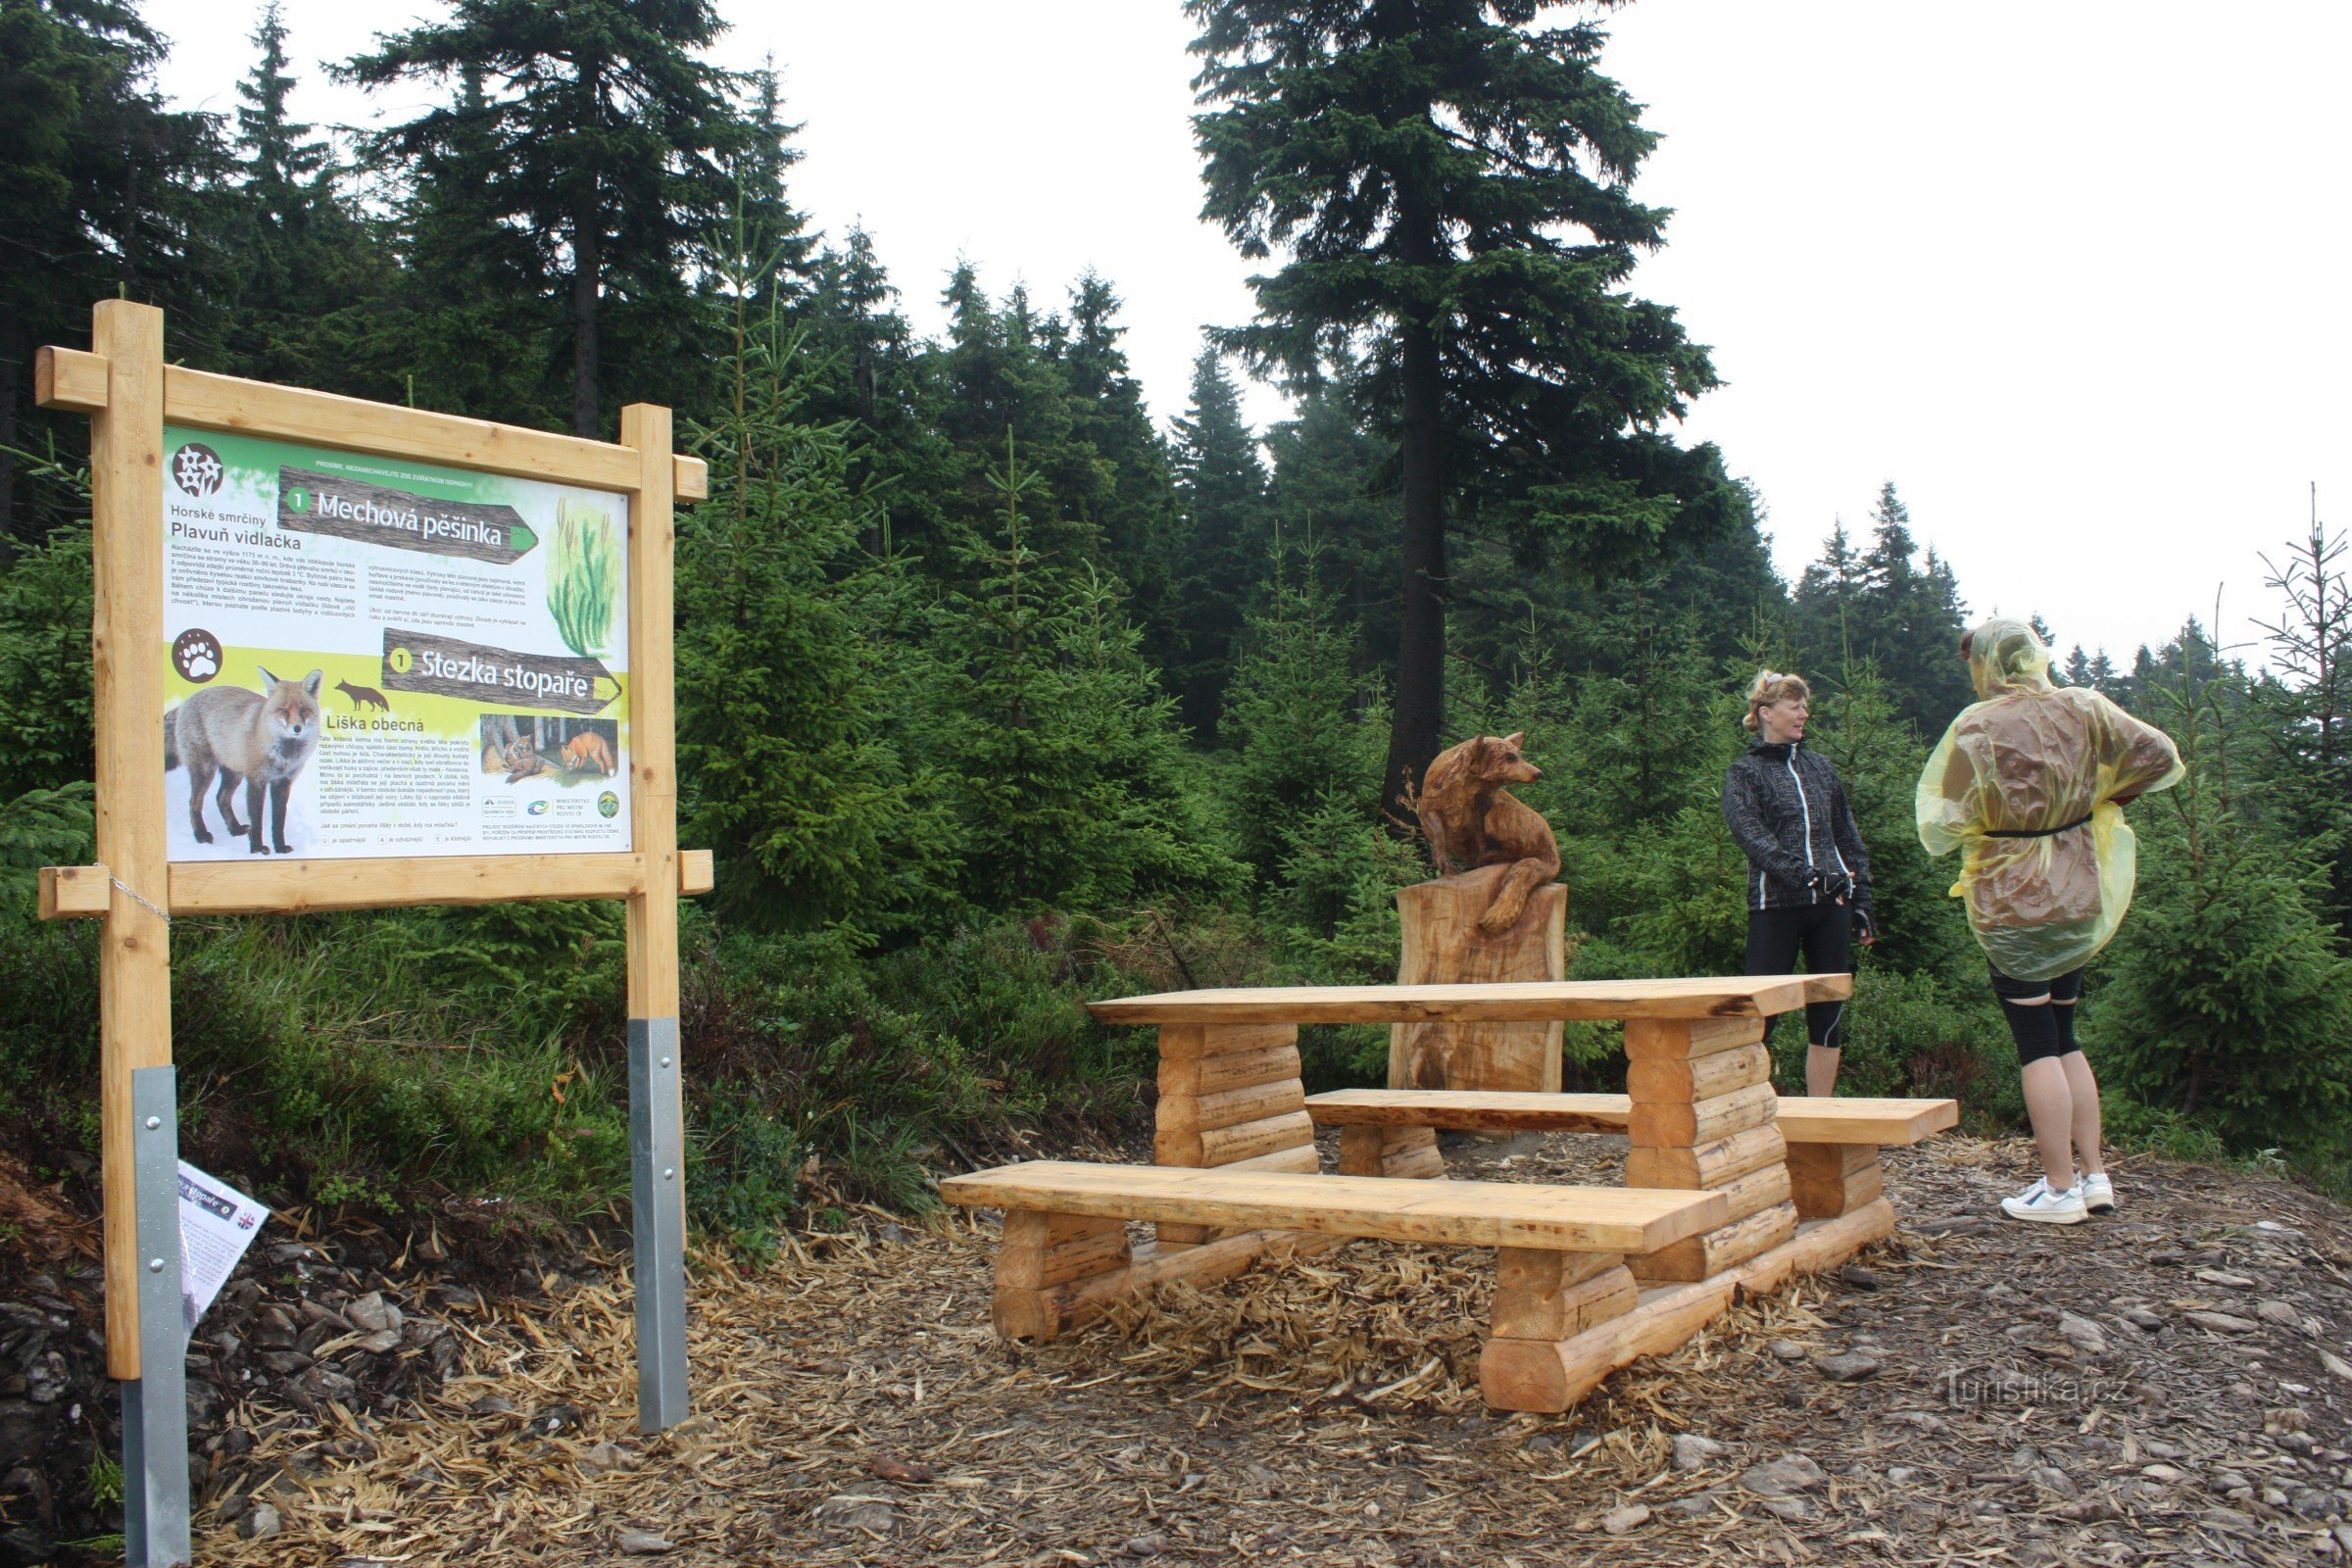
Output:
[{"xmin": 193, "ymin": 1135, "xmax": 2352, "ymax": 1566}]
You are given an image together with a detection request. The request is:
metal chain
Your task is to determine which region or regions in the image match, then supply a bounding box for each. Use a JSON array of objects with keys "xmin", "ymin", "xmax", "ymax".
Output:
[{"xmin": 109, "ymin": 876, "xmax": 172, "ymax": 924}]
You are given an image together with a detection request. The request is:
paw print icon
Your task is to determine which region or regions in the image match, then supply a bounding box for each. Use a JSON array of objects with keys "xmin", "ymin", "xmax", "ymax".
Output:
[{"xmin": 172, "ymin": 628, "xmax": 221, "ymax": 684}]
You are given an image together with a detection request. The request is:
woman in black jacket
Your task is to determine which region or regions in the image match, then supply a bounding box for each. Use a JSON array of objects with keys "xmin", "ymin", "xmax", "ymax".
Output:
[{"xmin": 1721, "ymin": 670, "xmax": 1874, "ymax": 1096}]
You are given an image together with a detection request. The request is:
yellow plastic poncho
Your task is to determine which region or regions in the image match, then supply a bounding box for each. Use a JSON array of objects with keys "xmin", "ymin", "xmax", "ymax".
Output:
[{"xmin": 1915, "ymin": 617, "xmax": 2184, "ymax": 982}]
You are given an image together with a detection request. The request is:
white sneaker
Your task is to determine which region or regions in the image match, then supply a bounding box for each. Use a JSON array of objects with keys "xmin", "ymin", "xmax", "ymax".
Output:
[
  {"xmin": 2001, "ymin": 1177, "xmax": 2087, "ymax": 1225},
  {"xmin": 2081, "ymin": 1173, "xmax": 2116, "ymax": 1214}
]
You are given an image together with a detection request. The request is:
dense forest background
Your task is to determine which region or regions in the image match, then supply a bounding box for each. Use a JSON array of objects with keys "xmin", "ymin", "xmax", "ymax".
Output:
[{"xmin": 4, "ymin": 0, "xmax": 2350, "ymax": 1251}]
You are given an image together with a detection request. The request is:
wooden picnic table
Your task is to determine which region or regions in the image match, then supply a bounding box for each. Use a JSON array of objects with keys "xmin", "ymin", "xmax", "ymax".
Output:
[{"xmin": 977, "ymin": 970, "xmax": 1936, "ymax": 1414}]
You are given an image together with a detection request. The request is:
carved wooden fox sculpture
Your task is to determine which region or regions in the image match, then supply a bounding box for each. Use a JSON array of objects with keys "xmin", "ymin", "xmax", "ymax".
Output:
[{"xmin": 1417, "ymin": 732, "xmax": 1562, "ymax": 936}]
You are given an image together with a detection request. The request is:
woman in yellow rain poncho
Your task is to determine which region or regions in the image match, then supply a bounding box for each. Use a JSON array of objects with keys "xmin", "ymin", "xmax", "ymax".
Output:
[{"xmin": 1918, "ymin": 617, "xmax": 2182, "ymax": 1226}]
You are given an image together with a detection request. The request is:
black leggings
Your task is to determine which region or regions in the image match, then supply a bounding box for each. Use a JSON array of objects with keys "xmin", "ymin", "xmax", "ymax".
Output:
[
  {"xmin": 1744, "ymin": 904, "xmax": 1852, "ymax": 1049},
  {"xmin": 1990, "ymin": 964, "xmax": 2084, "ymax": 1065}
]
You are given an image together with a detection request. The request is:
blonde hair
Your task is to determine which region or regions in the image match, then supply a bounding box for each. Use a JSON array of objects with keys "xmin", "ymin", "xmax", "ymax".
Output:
[{"xmin": 1743, "ymin": 669, "xmax": 1810, "ymax": 732}]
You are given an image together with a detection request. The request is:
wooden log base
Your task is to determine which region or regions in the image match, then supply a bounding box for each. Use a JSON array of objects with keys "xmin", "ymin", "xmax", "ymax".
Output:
[
  {"xmin": 1707, "ymin": 1157, "xmax": 1793, "ymax": 1226},
  {"xmin": 1338, "ymin": 1125, "xmax": 1444, "ymax": 1180},
  {"xmin": 1158, "ymin": 1043, "xmax": 1301, "ymax": 1099},
  {"xmin": 997, "ymin": 1228, "xmax": 1347, "ymax": 1341},
  {"xmin": 1628, "ymin": 1079, "xmax": 1779, "ymax": 1149},
  {"xmin": 1390, "ymin": 878, "xmax": 1567, "ymax": 1095},
  {"xmin": 1629, "ymin": 1200, "xmax": 1798, "ymax": 1284},
  {"xmin": 1624, "ymin": 1120, "xmax": 1787, "ymax": 1191},
  {"xmin": 1158, "ymin": 1078, "xmax": 1308, "ymax": 1138},
  {"xmin": 1622, "ymin": 1015, "xmax": 1767, "ymax": 1062},
  {"xmin": 998, "ymin": 1210, "xmax": 1129, "ymax": 1290},
  {"xmin": 1626, "ymin": 1041, "xmax": 1772, "ymax": 1103},
  {"xmin": 1787, "ymin": 1144, "xmax": 1885, "ymax": 1220},
  {"xmin": 1488, "ymin": 1249, "xmax": 1636, "ymax": 1341},
  {"xmin": 1479, "ymin": 1198, "xmax": 1897, "ymax": 1412},
  {"xmin": 1155, "ymin": 1108, "xmax": 1316, "ymax": 1170},
  {"xmin": 1155, "ymin": 1022, "xmax": 1298, "ymax": 1061}
]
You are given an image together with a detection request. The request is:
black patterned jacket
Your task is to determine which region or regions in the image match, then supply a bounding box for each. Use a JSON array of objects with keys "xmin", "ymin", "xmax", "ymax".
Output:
[{"xmin": 1720, "ymin": 741, "xmax": 1873, "ymax": 915}]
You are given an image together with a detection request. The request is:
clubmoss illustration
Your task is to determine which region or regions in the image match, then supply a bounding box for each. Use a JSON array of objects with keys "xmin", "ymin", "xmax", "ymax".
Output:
[{"xmin": 547, "ymin": 501, "xmax": 619, "ymax": 657}]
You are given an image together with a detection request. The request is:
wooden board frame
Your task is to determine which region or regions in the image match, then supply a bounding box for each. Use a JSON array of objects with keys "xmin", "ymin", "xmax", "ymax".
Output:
[{"xmin": 35, "ymin": 305, "xmax": 710, "ymax": 1409}]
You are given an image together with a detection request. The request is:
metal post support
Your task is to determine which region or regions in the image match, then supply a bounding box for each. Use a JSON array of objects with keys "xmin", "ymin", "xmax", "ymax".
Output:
[
  {"xmin": 122, "ymin": 1065, "xmax": 189, "ymax": 1568},
  {"xmin": 627, "ymin": 1017, "xmax": 688, "ymax": 1432}
]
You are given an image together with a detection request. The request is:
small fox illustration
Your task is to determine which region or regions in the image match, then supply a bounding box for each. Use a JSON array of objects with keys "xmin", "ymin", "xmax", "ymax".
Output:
[
  {"xmin": 335, "ymin": 679, "xmax": 390, "ymax": 712},
  {"xmin": 1416, "ymin": 732, "xmax": 1562, "ymax": 936},
  {"xmin": 164, "ymin": 667, "xmax": 324, "ymax": 856},
  {"xmin": 499, "ymin": 735, "xmax": 546, "ymax": 783},
  {"xmin": 560, "ymin": 731, "xmax": 615, "ymax": 777}
]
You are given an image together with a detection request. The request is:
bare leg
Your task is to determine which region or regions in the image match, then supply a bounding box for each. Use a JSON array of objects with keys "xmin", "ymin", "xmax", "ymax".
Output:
[
  {"xmin": 2019, "ymin": 1049, "xmax": 2077, "ymax": 1191},
  {"xmin": 2060, "ymin": 1050, "xmax": 2105, "ymax": 1177},
  {"xmin": 1805, "ymin": 1045, "xmax": 1840, "ymax": 1099}
]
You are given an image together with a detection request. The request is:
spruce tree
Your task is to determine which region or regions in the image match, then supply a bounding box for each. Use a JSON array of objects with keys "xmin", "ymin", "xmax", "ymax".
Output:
[
  {"xmin": 1790, "ymin": 484, "xmax": 1972, "ymax": 731},
  {"xmin": 1188, "ymin": 0, "xmax": 1723, "ymax": 821},
  {"xmin": 343, "ymin": 0, "xmax": 743, "ymax": 435},
  {"xmin": 1264, "ymin": 386, "xmax": 1400, "ymax": 686},
  {"xmin": 356, "ymin": 63, "xmax": 558, "ymax": 422},
  {"xmin": 1218, "ymin": 529, "xmax": 1375, "ymax": 879},
  {"xmin": 2099, "ymin": 661, "xmax": 2352, "ymax": 1155},
  {"xmin": 928, "ymin": 436, "xmax": 1238, "ymax": 910},
  {"xmin": 0, "ymin": 0, "xmax": 220, "ymax": 538},
  {"xmin": 731, "ymin": 61, "xmax": 815, "ymax": 306},
  {"xmin": 219, "ymin": 4, "xmax": 399, "ymax": 395},
  {"xmin": 1055, "ymin": 273, "xmax": 1182, "ymax": 667},
  {"xmin": 2256, "ymin": 503, "xmax": 2352, "ymax": 918},
  {"xmin": 676, "ymin": 254, "xmax": 951, "ymax": 936},
  {"xmin": 1168, "ymin": 345, "xmax": 1271, "ymax": 736}
]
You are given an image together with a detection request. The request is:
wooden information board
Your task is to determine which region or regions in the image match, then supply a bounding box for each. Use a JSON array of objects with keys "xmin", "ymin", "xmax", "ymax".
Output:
[{"xmin": 35, "ymin": 300, "xmax": 711, "ymax": 1567}]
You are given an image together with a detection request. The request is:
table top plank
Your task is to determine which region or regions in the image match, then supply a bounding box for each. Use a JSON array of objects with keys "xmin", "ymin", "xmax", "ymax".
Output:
[
  {"xmin": 1087, "ymin": 975, "xmax": 1851, "ymax": 1026},
  {"xmin": 940, "ymin": 1160, "xmax": 1727, "ymax": 1253}
]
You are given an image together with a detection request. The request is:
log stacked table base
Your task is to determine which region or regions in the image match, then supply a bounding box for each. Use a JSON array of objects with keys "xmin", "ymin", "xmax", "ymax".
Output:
[
  {"xmin": 1622, "ymin": 1017, "xmax": 1796, "ymax": 1283},
  {"xmin": 1153, "ymin": 1023, "xmax": 1315, "ymax": 1246}
]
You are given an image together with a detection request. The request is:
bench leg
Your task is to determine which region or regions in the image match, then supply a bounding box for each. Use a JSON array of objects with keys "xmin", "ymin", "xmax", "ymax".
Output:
[
  {"xmin": 1338, "ymin": 1125, "xmax": 1443, "ymax": 1179},
  {"xmin": 993, "ymin": 1211, "xmax": 1130, "ymax": 1341},
  {"xmin": 1478, "ymin": 1249, "xmax": 1638, "ymax": 1412},
  {"xmin": 1786, "ymin": 1143, "xmax": 1884, "ymax": 1219}
]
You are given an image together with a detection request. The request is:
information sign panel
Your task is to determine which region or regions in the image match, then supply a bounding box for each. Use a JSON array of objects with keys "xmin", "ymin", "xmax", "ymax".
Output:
[{"xmin": 160, "ymin": 426, "xmax": 632, "ymax": 860}]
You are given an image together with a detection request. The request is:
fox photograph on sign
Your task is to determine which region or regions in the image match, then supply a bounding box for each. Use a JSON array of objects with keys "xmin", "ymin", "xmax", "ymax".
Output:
[{"xmin": 158, "ymin": 427, "xmax": 633, "ymax": 861}]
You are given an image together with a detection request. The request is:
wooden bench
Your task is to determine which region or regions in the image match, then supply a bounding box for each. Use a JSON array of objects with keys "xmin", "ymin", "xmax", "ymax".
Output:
[
  {"xmin": 940, "ymin": 1160, "xmax": 1726, "ymax": 1396},
  {"xmin": 1305, "ymin": 1088, "xmax": 1957, "ymax": 1226}
]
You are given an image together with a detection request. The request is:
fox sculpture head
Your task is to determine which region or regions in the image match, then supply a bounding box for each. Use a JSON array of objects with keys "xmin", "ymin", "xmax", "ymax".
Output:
[{"xmin": 1465, "ymin": 731, "xmax": 1541, "ymax": 786}]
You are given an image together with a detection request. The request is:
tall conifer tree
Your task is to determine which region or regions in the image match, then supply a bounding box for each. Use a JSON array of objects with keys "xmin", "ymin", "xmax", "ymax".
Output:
[
  {"xmin": 0, "ymin": 0, "xmax": 220, "ymax": 537},
  {"xmin": 220, "ymin": 3, "xmax": 395, "ymax": 394},
  {"xmin": 343, "ymin": 0, "xmax": 742, "ymax": 435},
  {"xmin": 1188, "ymin": 0, "xmax": 1722, "ymax": 820},
  {"xmin": 1168, "ymin": 346, "xmax": 1271, "ymax": 735}
]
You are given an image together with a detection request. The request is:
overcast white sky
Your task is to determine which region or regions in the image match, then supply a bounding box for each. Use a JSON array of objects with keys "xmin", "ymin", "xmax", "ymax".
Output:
[{"xmin": 142, "ymin": 1, "xmax": 2351, "ymax": 664}]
